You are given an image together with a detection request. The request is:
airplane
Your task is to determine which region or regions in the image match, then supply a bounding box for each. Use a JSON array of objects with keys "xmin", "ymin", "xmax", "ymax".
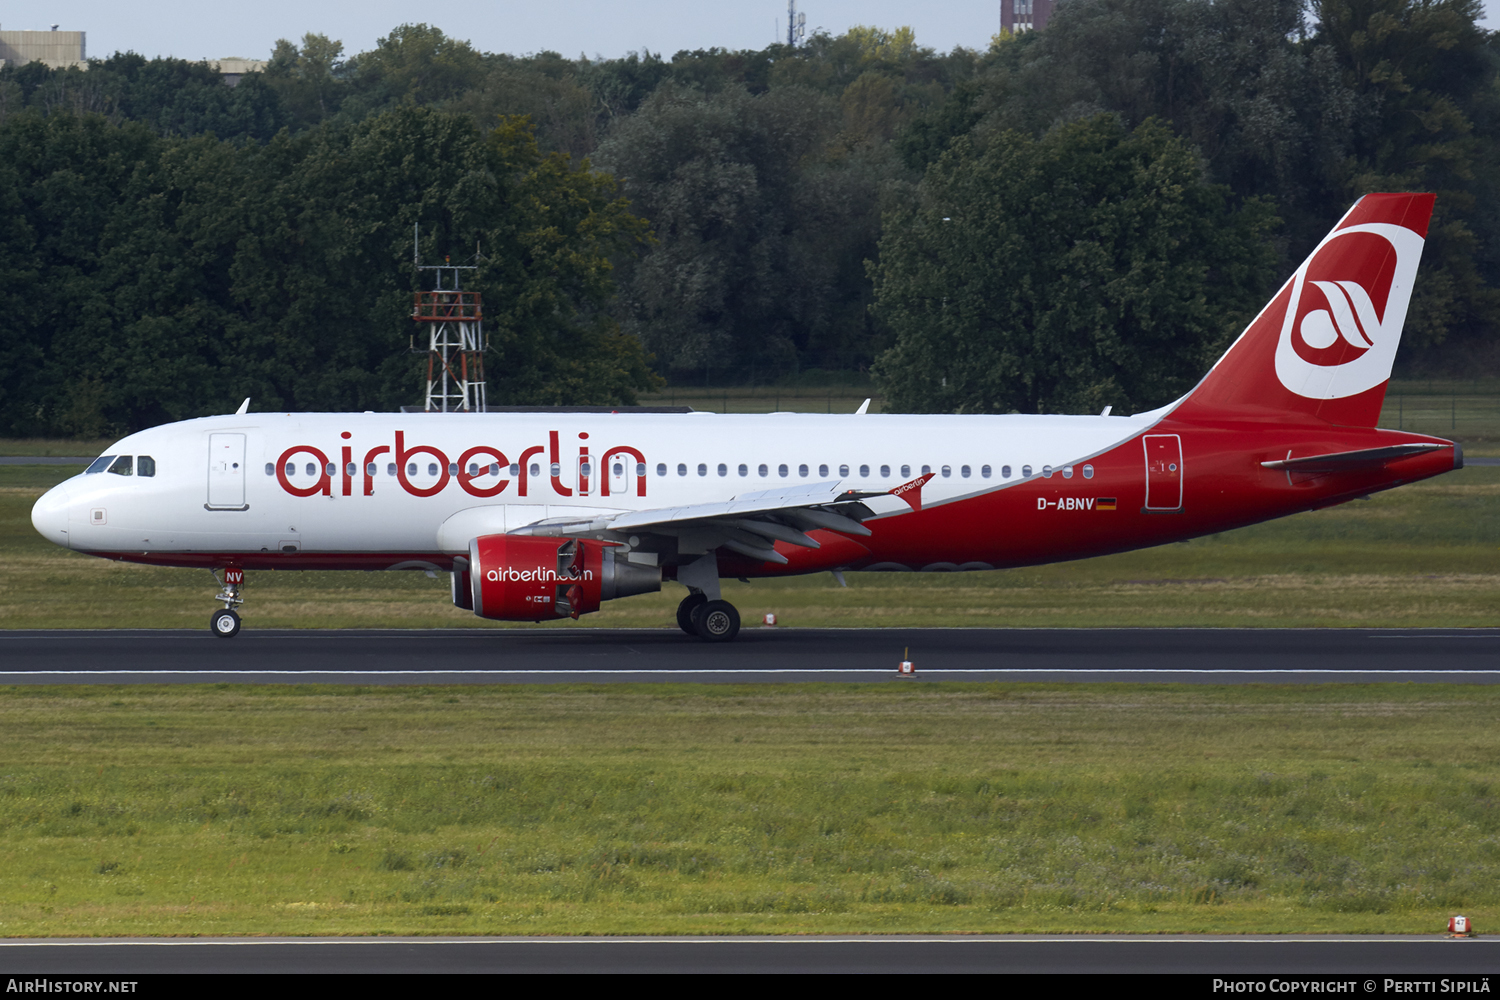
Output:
[{"xmin": 30, "ymin": 192, "xmax": 1461, "ymax": 641}]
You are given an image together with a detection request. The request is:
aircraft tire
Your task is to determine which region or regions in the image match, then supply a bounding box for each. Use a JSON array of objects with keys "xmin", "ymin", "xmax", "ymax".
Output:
[
  {"xmin": 210, "ymin": 608, "xmax": 241, "ymax": 638},
  {"xmin": 694, "ymin": 600, "xmax": 740, "ymax": 642},
  {"xmin": 676, "ymin": 593, "xmax": 707, "ymax": 635}
]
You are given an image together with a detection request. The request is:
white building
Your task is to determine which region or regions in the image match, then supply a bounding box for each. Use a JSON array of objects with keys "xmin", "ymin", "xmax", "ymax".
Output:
[{"xmin": 0, "ymin": 26, "xmax": 86, "ymax": 70}]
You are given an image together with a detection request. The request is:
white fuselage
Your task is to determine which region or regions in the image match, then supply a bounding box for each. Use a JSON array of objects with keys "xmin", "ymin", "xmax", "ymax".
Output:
[{"xmin": 32, "ymin": 410, "xmax": 1157, "ymax": 561}]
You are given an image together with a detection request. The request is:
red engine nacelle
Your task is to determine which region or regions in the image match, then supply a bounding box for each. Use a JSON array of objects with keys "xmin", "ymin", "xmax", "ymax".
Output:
[{"xmin": 466, "ymin": 534, "xmax": 661, "ymax": 622}]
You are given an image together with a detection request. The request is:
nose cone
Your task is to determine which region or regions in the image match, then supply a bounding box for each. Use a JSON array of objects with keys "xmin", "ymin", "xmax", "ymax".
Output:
[{"xmin": 31, "ymin": 482, "xmax": 73, "ymax": 549}]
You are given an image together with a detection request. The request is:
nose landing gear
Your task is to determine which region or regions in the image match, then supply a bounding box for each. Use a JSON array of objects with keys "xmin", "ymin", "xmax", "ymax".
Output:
[{"xmin": 210, "ymin": 567, "xmax": 244, "ymax": 638}]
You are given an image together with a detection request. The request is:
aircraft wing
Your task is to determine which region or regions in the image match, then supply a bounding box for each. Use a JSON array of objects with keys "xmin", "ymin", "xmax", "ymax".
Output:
[
  {"xmin": 509, "ymin": 478, "xmax": 925, "ymax": 565},
  {"xmin": 1260, "ymin": 442, "xmax": 1449, "ymax": 474}
]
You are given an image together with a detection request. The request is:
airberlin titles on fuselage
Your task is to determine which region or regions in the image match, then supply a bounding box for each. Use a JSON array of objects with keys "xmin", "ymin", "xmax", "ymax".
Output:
[{"xmin": 273, "ymin": 430, "xmax": 648, "ymax": 500}]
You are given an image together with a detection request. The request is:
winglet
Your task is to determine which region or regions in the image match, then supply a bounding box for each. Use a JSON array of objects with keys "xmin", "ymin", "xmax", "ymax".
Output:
[
  {"xmin": 855, "ymin": 398, "xmax": 871, "ymax": 415},
  {"xmin": 235, "ymin": 398, "xmax": 250, "ymax": 415},
  {"xmin": 888, "ymin": 472, "xmax": 935, "ymax": 512}
]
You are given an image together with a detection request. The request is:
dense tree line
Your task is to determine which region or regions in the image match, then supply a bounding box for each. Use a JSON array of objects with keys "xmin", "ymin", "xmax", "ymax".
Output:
[
  {"xmin": 0, "ymin": 109, "xmax": 652, "ymax": 436},
  {"xmin": 0, "ymin": 2, "xmax": 1495, "ymax": 433}
]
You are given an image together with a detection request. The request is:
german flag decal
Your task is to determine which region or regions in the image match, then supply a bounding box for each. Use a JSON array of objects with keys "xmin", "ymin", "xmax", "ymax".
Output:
[{"xmin": 1097, "ymin": 498, "xmax": 1117, "ymax": 511}]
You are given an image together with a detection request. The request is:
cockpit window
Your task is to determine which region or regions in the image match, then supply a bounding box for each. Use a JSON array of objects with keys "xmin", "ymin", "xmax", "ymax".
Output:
[
  {"xmin": 107, "ymin": 456, "xmax": 133, "ymax": 476},
  {"xmin": 137, "ymin": 456, "xmax": 156, "ymax": 477},
  {"xmin": 85, "ymin": 456, "xmax": 115, "ymax": 474}
]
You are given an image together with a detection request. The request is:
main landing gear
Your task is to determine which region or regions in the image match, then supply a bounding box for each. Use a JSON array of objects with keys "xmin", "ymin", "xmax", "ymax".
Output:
[
  {"xmin": 675, "ymin": 593, "xmax": 740, "ymax": 642},
  {"xmin": 210, "ymin": 568, "xmax": 244, "ymax": 638}
]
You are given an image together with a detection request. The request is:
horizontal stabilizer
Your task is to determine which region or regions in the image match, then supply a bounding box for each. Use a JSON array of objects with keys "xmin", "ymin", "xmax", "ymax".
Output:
[{"xmin": 1260, "ymin": 442, "xmax": 1448, "ymax": 473}]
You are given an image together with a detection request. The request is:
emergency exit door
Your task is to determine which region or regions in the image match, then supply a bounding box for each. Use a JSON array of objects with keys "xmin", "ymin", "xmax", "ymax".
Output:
[
  {"xmin": 1142, "ymin": 434, "xmax": 1183, "ymax": 511},
  {"xmin": 207, "ymin": 433, "xmax": 247, "ymax": 509}
]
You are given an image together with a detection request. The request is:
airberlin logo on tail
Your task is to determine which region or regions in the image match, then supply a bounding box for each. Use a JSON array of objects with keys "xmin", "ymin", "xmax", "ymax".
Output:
[{"xmin": 1274, "ymin": 222, "xmax": 1425, "ymax": 400}]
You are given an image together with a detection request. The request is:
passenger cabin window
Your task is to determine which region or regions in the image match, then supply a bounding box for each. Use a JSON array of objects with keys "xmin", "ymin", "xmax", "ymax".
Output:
[
  {"xmin": 265, "ymin": 463, "xmax": 275, "ymax": 476},
  {"xmin": 941, "ymin": 465, "xmax": 952, "ymax": 478},
  {"xmin": 717, "ymin": 463, "xmax": 727, "ymax": 477},
  {"xmin": 961, "ymin": 465, "xmax": 971, "ymax": 478},
  {"xmin": 984, "ymin": 465, "xmax": 994, "ymax": 478},
  {"xmin": 698, "ymin": 463, "xmax": 708, "ymax": 477},
  {"xmin": 999, "ymin": 465, "xmax": 1009, "ymax": 478},
  {"xmin": 1062, "ymin": 466, "xmax": 1073, "ymax": 479},
  {"xmin": 901, "ymin": 465, "xmax": 911, "ymax": 478},
  {"xmin": 635, "ymin": 463, "xmax": 647, "ymax": 477},
  {"xmin": 778, "ymin": 464, "xmax": 789, "ymax": 477},
  {"xmin": 656, "ymin": 463, "xmax": 667, "ymax": 477},
  {"xmin": 389, "ymin": 464, "xmax": 399, "ymax": 476},
  {"xmin": 798, "ymin": 464, "xmax": 808, "ymax": 477},
  {"xmin": 859, "ymin": 464, "xmax": 869, "ymax": 477},
  {"xmin": 758, "ymin": 464, "xmax": 768, "ymax": 477},
  {"xmin": 839, "ymin": 464, "xmax": 850, "ymax": 477},
  {"xmin": 1022, "ymin": 465, "xmax": 1032, "ymax": 477},
  {"xmin": 85, "ymin": 456, "xmax": 115, "ymax": 474},
  {"xmin": 921, "ymin": 465, "xmax": 931, "ymax": 476},
  {"xmin": 1083, "ymin": 464, "xmax": 1094, "ymax": 479},
  {"xmin": 819, "ymin": 464, "xmax": 829, "ymax": 477},
  {"xmin": 738, "ymin": 464, "xmax": 748, "ymax": 477},
  {"xmin": 107, "ymin": 456, "xmax": 133, "ymax": 476},
  {"xmin": 880, "ymin": 465, "xmax": 890, "ymax": 478},
  {"xmin": 677, "ymin": 463, "xmax": 687, "ymax": 477}
]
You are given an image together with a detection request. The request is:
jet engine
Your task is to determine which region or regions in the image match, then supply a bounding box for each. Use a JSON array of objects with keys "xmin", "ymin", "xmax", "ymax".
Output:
[{"xmin": 466, "ymin": 535, "xmax": 660, "ymax": 621}]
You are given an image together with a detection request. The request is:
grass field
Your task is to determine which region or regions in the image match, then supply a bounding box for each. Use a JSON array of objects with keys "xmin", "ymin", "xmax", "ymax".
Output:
[
  {"xmin": 2, "ymin": 463, "xmax": 1496, "ymax": 630},
  {"xmin": 0, "ymin": 682, "xmax": 1496, "ymax": 936}
]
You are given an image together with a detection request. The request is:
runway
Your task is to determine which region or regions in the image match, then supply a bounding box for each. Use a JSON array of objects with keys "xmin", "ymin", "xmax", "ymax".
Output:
[
  {"xmin": 1, "ymin": 935, "xmax": 1496, "ymax": 974},
  {"xmin": 1, "ymin": 627, "xmax": 1497, "ymax": 684}
]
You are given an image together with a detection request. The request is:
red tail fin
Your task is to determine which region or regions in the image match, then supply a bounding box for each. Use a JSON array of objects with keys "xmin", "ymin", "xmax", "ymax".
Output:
[{"xmin": 1173, "ymin": 193, "xmax": 1434, "ymax": 428}]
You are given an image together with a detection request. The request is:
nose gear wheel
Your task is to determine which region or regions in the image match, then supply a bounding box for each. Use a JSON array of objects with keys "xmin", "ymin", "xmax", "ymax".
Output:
[{"xmin": 210, "ymin": 608, "xmax": 241, "ymax": 637}]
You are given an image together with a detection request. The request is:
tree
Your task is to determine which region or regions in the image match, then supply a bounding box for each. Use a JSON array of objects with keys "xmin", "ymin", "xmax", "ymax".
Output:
[
  {"xmin": 0, "ymin": 107, "xmax": 659, "ymax": 437},
  {"xmin": 1306, "ymin": 0, "xmax": 1500, "ymax": 351},
  {"xmin": 343, "ymin": 24, "xmax": 485, "ymax": 113},
  {"xmin": 870, "ymin": 115, "xmax": 1278, "ymax": 415},
  {"xmin": 897, "ymin": 0, "xmax": 1500, "ymax": 367},
  {"xmin": 595, "ymin": 85, "xmax": 887, "ymax": 380},
  {"xmin": 264, "ymin": 33, "xmax": 349, "ymax": 126}
]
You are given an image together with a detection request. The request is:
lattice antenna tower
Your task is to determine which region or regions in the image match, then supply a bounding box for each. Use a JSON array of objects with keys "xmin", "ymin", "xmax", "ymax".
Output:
[
  {"xmin": 412, "ymin": 224, "xmax": 486, "ymax": 413},
  {"xmin": 787, "ymin": 1, "xmax": 806, "ymax": 45}
]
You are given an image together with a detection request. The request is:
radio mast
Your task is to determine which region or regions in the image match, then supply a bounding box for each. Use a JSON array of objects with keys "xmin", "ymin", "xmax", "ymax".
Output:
[
  {"xmin": 786, "ymin": 1, "xmax": 806, "ymax": 46},
  {"xmin": 412, "ymin": 225, "xmax": 486, "ymax": 413}
]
